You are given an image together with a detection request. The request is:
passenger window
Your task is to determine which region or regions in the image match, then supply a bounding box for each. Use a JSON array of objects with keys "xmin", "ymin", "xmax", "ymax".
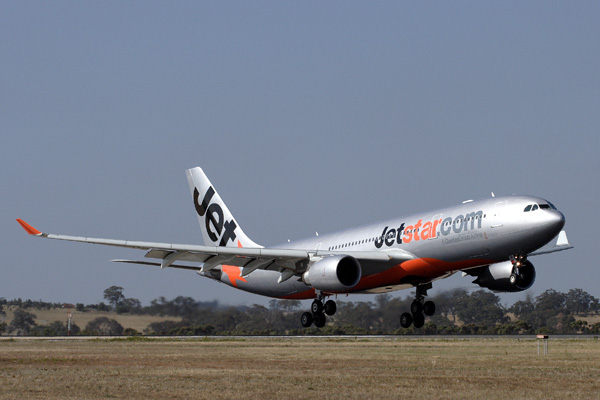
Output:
[{"xmin": 524, "ymin": 205, "xmax": 532, "ymax": 212}]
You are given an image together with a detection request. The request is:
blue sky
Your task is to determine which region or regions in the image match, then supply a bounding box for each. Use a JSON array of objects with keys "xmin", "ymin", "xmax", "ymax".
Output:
[{"xmin": 2, "ymin": 2, "xmax": 598, "ymax": 307}]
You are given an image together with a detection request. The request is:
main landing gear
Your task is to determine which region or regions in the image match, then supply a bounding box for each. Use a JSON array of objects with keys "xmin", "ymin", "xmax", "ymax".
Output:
[
  {"xmin": 301, "ymin": 295, "xmax": 336, "ymax": 328},
  {"xmin": 400, "ymin": 283, "xmax": 436, "ymax": 329}
]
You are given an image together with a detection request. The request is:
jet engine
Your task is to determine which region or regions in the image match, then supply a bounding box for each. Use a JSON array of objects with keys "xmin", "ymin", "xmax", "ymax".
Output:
[
  {"xmin": 471, "ymin": 260, "xmax": 536, "ymax": 292},
  {"xmin": 303, "ymin": 255, "xmax": 362, "ymax": 292}
]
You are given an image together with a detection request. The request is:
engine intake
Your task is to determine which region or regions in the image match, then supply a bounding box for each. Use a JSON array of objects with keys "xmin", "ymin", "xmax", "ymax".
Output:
[
  {"xmin": 303, "ymin": 255, "xmax": 362, "ymax": 292},
  {"xmin": 472, "ymin": 260, "xmax": 536, "ymax": 292}
]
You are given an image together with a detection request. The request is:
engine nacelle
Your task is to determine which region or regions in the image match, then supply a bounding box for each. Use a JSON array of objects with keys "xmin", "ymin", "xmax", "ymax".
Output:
[
  {"xmin": 303, "ymin": 255, "xmax": 362, "ymax": 292},
  {"xmin": 472, "ymin": 260, "xmax": 536, "ymax": 292}
]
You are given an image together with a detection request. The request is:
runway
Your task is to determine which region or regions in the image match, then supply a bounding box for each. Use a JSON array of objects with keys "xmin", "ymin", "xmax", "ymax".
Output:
[{"xmin": 1, "ymin": 334, "xmax": 598, "ymax": 340}]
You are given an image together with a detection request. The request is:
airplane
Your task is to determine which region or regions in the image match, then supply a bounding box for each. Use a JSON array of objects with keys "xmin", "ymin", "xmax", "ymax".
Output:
[{"xmin": 17, "ymin": 167, "xmax": 572, "ymax": 328}]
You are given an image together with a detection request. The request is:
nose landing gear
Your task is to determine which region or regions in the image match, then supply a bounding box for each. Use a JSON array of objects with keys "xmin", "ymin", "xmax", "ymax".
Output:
[
  {"xmin": 400, "ymin": 283, "xmax": 435, "ymax": 329},
  {"xmin": 301, "ymin": 294, "xmax": 336, "ymax": 328},
  {"xmin": 509, "ymin": 255, "xmax": 527, "ymax": 286}
]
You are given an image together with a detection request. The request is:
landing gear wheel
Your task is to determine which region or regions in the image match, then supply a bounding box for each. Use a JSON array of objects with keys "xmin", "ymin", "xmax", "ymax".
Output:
[
  {"xmin": 324, "ymin": 300, "xmax": 337, "ymax": 316},
  {"xmin": 411, "ymin": 300, "xmax": 423, "ymax": 315},
  {"xmin": 413, "ymin": 313, "xmax": 425, "ymax": 328},
  {"xmin": 400, "ymin": 312, "xmax": 413, "ymax": 328},
  {"xmin": 423, "ymin": 301, "xmax": 436, "ymax": 316},
  {"xmin": 311, "ymin": 299, "xmax": 323, "ymax": 314},
  {"xmin": 509, "ymin": 273, "xmax": 518, "ymax": 285},
  {"xmin": 314, "ymin": 313, "xmax": 326, "ymax": 328},
  {"xmin": 301, "ymin": 312, "xmax": 313, "ymax": 327}
]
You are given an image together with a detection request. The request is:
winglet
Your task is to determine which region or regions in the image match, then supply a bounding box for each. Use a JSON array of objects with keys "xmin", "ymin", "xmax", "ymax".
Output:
[{"xmin": 16, "ymin": 219, "xmax": 42, "ymax": 236}]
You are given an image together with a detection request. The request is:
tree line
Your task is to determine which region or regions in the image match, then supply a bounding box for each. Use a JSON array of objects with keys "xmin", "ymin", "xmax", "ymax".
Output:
[{"xmin": 1, "ymin": 286, "xmax": 599, "ymax": 336}]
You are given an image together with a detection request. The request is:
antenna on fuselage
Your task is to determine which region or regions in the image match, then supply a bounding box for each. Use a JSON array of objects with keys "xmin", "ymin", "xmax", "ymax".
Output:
[{"xmin": 491, "ymin": 192, "xmax": 495, "ymax": 198}]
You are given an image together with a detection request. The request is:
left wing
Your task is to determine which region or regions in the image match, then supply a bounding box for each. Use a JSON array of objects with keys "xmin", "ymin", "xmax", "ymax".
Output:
[{"xmin": 16, "ymin": 219, "xmax": 414, "ymax": 282}]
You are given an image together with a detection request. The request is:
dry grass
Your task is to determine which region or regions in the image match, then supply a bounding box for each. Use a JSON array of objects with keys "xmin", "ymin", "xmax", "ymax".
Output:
[
  {"xmin": 0, "ymin": 337, "xmax": 599, "ymax": 399},
  {"xmin": 575, "ymin": 314, "xmax": 600, "ymax": 325},
  {"xmin": 3, "ymin": 308, "xmax": 180, "ymax": 332}
]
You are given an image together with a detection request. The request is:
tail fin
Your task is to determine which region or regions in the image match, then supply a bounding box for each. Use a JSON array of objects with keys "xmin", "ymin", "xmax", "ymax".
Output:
[{"xmin": 186, "ymin": 167, "xmax": 262, "ymax": 248}]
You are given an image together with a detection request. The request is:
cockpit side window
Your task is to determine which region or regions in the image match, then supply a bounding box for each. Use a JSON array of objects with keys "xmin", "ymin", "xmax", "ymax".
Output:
[
  {"xmin": 532, "ymin": 204, "xmax": 539, "ymax": 211},
  {"xmin": 524, "ymin": 205, "xmax": 532, "ymax": 212}
]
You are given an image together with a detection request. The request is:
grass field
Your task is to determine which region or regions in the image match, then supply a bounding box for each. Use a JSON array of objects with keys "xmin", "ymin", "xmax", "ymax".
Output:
[
  {"xmin": 0, "ymin": 337, "xmax": 598, "ymax": 399},
  {"xmin": 5, "ymin": 307, "xmax": 599, "ymax": 334},
  {"xmin": 3, "ymin": 307, "xmax": 181, "ymax": 333}
]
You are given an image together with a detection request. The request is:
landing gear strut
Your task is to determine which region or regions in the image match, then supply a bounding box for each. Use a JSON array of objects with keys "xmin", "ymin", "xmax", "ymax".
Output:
[
  {"xmin": 509, "ymin": 255, "xmax": 527, "ymax": 286},
  {"xmin": 400, "ymin": 283, "xmax": 435, "ymax": 329},
  {"xmin": 301, "ymin": 293, "xmax": 336, "ymax": 328}
]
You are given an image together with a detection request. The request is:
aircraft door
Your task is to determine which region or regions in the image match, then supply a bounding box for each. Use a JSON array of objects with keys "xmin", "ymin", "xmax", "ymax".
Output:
[{"xmin": 491, "ymin": 201, "xmax": 506, "ymax": 228}]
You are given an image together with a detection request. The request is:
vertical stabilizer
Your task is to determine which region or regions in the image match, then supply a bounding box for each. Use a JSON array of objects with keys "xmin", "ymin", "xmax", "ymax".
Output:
[{"xmin": 186, "ymin": 167, "xmax": 262, "ymax": 248}]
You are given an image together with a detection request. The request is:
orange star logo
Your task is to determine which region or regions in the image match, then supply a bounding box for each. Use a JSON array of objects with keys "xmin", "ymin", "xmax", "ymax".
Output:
[
  {"xmin": 222, "ymin": 265, "xmax": 247, "ymax": 288},
  {"xmin": 221, "ymin": 240, "xmax": 247, "ymax": 287}
]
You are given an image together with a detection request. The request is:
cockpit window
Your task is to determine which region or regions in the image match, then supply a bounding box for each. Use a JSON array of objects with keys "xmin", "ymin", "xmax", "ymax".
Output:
[{"xmin": 525, "ymin": 202, "xmax": 557, "ymax": 212}]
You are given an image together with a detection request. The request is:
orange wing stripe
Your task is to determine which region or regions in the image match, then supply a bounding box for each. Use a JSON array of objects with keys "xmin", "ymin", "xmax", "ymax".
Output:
[{"xmin": 16, "ymin": 219, "xmax": 42, "ymax": 235}]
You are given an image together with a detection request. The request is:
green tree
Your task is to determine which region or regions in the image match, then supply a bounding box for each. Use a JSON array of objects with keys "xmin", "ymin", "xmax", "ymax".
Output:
[
  {"xmin": 103, "ymin": 286, "xmax": 125, "ymax": 309},
  {"xmin": 10, "ymin": 308, "xmax": 37, "ymax": 335},
  {"xmin": 116, "ymin": 298, "xmax": 142, "ymax": 314},
  {"xmin": 455, "ymin": 290, "xmax": 508, "ymax": 326},
  {"xmin": 508, "ymin": 292, "xmax": 537, "ymax": 330},
  {"xmin": 85, "ymin": 317, "xmax": 124, "ymax": 336},
  {"xmin": 435, "ymin": 288, "xmax": 468, "ymax": 324},
  {"xmin": 269, "ymin": 299, "xmax": 301, "ymax": 312},
  {"xmin": 591, "ymin": 297, "xmax": 600, "ymax": 314},
  {"xmin": 171, "ymin": 296, "xmax": 200, "ymax": 318},
  {"xmin": 30, "ymin": 321, "xmax": 81, "ymax": 336},
  {"xmin": 379, "ymin": 296, "xmax": 412, "ymax": 332},
  {"xmin": 509, "ymin": 292, "xmax": 536, "ymax": 318},
  {"xmin": 525, "ymin": 289, "xmax": 568, "ymax": 332},
  {"xmin": 145, "ymin": 320, "xmax": 182, "ymax": 335},
  {"xmin": 335, "ymin": 301, "xmax": 377, "ymax": 331},
  {"xmin": 123, "ymin": 327, "xmax": 141, "ymax": 336},
  {"xmin": 535, "ymin": 289, "xmax": 566, "ymax": 312},
  {"xmin": 565, "ymin": 289, "xmax": 597, "ymax": 315}
]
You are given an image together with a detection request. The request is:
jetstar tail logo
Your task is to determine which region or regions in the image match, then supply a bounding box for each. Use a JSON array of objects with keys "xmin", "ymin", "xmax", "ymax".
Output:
[{"xmin": 193, "ymin": 186, "xmax": 238, "ymax": 247}]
